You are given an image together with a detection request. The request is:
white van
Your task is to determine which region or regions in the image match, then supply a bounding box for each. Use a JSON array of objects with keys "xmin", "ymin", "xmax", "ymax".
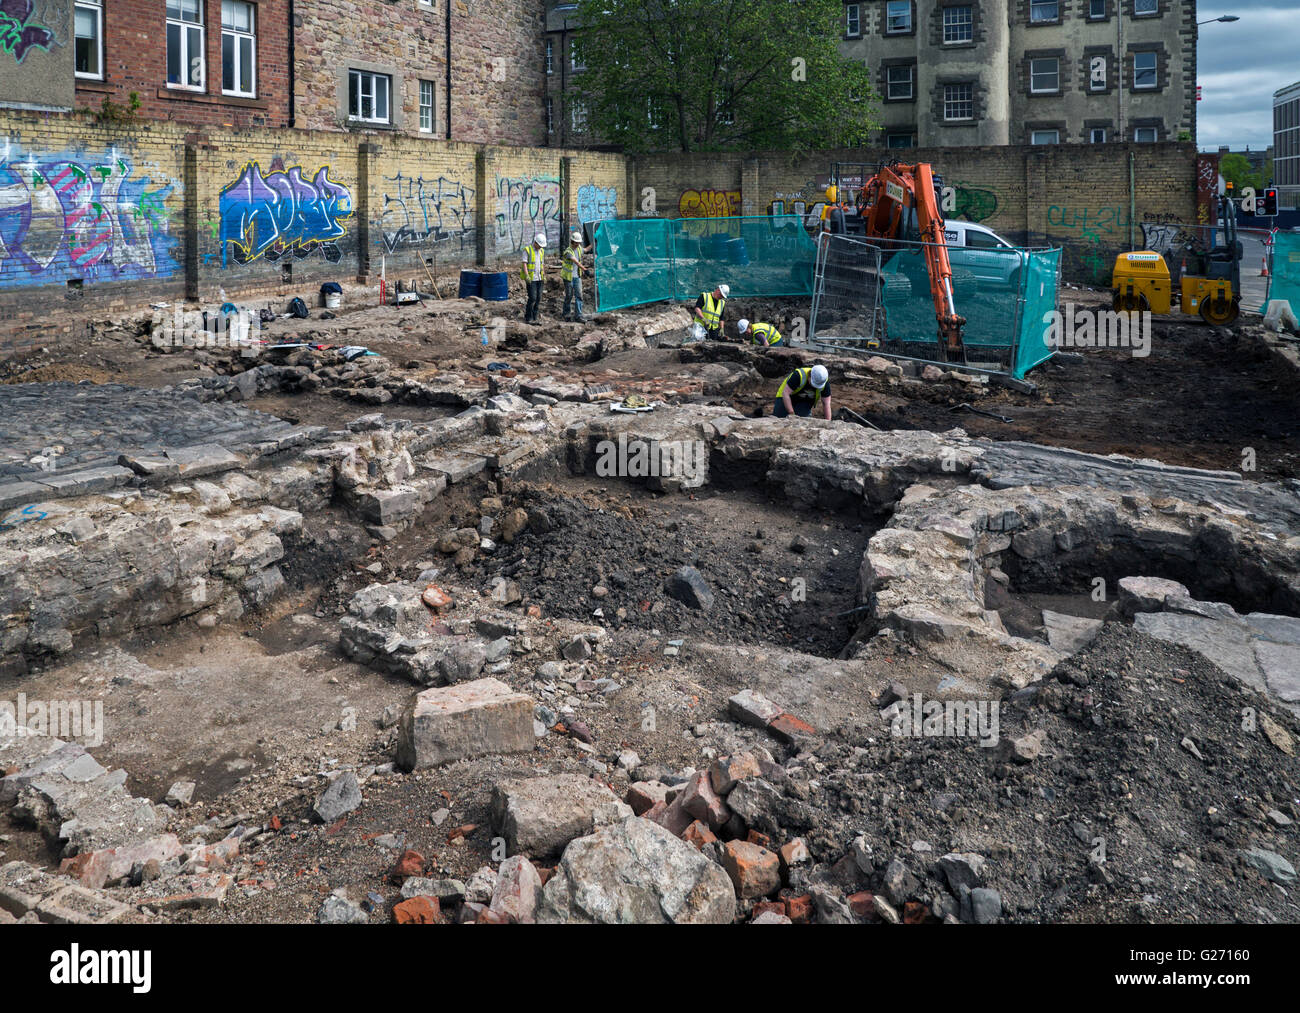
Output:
[{"xmin": 942, "ymin": 221, "xmax": 1025, "ymax": 289}]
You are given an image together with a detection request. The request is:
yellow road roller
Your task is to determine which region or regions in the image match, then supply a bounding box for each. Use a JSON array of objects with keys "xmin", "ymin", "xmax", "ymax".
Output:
[{"xmin": 1111, "ymin": 194, "xmax": 1241, "ymax": 325}]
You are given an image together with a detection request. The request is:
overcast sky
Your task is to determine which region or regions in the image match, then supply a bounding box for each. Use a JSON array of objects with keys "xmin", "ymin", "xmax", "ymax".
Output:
[{"xmin": 1197, "ymin": 0, "xmax": 1297, "ymax": 151}]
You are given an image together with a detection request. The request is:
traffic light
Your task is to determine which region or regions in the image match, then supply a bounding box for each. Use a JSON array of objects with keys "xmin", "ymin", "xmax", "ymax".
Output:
[{"xmin": 1260, "ymin": 188, "xmax": 1278, "ymax": 217}]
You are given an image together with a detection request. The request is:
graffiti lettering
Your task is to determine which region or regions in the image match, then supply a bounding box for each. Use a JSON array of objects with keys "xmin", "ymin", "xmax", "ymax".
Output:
[
  {"xmin": 1140, "ymin": 223, "xmax": 1197, "ymax": 257},
  {"xmin": 0, "ymin": 1, "xmax": 54, "ymax": 62},
  {"xmin": 495, "ymin": 176, "xmax": 560, "ymax": 252},
  {"xmin": 0, "ymin": 144, "xmax": 177, "ymax": 288},
  {"xmin": 1046, "ymin": 205, "xmax": 1130, "ymax": 236},
  {"xmin": 219, "ymin": 162, "xmax": 353, "ymax": 267},
  {"xmin": 576, "ymin": 182, "xmax": 617, "ymax": 224},
  {"xmin": 380, "ymin": 172, "xmax": 474, "ymax": 254},
  {"xmin": 0, "ymin": 503, "xmax": 48, "ymax": 530},
  {"xmin": 944, "ymin": 183, "xmax": 999, "ymax": 224},
  {"xmin": 679, "ymin": 189, "xmax": 741, "ymax": 219}
]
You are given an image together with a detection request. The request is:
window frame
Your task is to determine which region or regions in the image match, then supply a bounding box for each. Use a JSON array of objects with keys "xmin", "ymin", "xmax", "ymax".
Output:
[
  {"xmin": 1133, "ymin": 0, "xmax": 1158, "ymax": 16},
  {"xmin": 74, "ymin": 0, "xmax": 104, "ymax": 81},
  {"xmin": 1029, "ymin": 0, "xmax": 1059, "ymax": 24},
  {"xmin": 419, "ymin": 79, "xmax": 435, "ymax": 133},
  {"xmin": 348, "ymin": 69, "xmax": 392, "ymax": 125},
  {"xmin": 570, "ymin": 38, "xmax": 584, "ymax": 72},
  {"xmin": 1088, "ymin": 0, "xmax": 1107, "ymax": 18},
  {"xmin": 845, "ymin": 3, "xmax": 861, "ymax": 38},
  {"xmin": 1031, "ymin": 129, "xmax": 1061, "ymax": 145},
  {"xmin": 166, "ymin": 0, "xmax": 206, "ymax": 92},
  {"xmin": 942, "ymin": 5, "xmax": 973, "ymax": 45},
  {"xmin": 1090, "ymin": 127, "xmax": 1107, "ymax": 143},
  {"xmin": 1029, "ymin": 57, "xmax": 1060, "ymax": 94},
  {"xmin": 220, "ymin": 0, "xmax": 257, "ymax": 98},
  {"xmin": 886, "ymin": 63, "xmax": 914, "ymax": 101},
  {"xmin": 545, "ymin": 39, "xmax": 553, "ymax": 74},
  {"xmin": 546, "ymin": 97, "xmax": 554, "ymax": 135},
  {"xmin": 885, "ymin": 1, "xmax": 912, "ymax": 35},
  {"xmin": 571, "ymin": 100, "xmax": 588, "ymax": 133},
  {"xmin": 1134, "ymin": 126, "xmax": 1158, "ymax": 142},
  {"xmin": 1132, "ymin": 51, "xmax": 1157, "ymax": 91},
  {"xmin": 943, "ymin": 82, "xmax": 973, "ymax": 121}
]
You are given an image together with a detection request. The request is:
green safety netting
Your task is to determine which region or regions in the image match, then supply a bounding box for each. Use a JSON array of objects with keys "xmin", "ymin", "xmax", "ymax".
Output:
[
  {"xmin": 1266, "ymin": 230, "xmax": 1300, "ymax": 313},
  {"xmin": 1013, "ymin": 248, "xmax": 1062, "ymax": 379},
  {"xmin": 593, "ymin": 215, "xmax": 817, "ymax": 312}
]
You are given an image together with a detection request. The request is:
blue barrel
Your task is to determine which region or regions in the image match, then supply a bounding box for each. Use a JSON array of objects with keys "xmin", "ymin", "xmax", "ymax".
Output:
[
  {"xmin": 458, "ymin": 270, "xmax": 482, "ymax": 298},
  {"xmin": 480, "ymin": 271, "xmax": 509, "ymax": 301},
  {"xmin": 727, "ymin": 238, "xmax": 750, "ymax": 266}
]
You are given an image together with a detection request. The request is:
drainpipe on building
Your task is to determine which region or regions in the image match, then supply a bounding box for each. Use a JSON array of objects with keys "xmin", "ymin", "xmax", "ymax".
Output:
[
  {"xmin": 288, "ymin": 0, "xmax": 296, "ymax": 127},
  {"xmin": 445, "ymin": 0, "xmax": 452, "ymax": 140},
  {"xmin": 1117, "ymin": 8, "xmax": 1124, "ymax": 141},
  {"xmin": 1129, "ymin": 151, "xmax": 1136, "ymax": 249}
]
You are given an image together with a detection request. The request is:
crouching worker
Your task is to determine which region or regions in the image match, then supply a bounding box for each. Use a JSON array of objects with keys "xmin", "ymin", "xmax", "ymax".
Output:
[
  {"xmin": 774, "ymin": 364, "xmax": 832, "ymax": 420},
  {"xmin": 737, "ymin": 318, "xmax": 783, "ymax": 348}
]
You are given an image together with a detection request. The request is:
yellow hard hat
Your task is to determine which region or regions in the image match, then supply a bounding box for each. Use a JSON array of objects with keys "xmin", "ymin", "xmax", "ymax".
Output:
[{"xmin": 825, "ymin": 185, "xmax": 838, "ymax": 203}]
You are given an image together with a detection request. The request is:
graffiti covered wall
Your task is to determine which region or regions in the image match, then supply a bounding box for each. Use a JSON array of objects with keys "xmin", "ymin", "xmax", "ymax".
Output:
[
  {"xmin": 219, "ymin": 162, "xmax": 353, "ymax": 267},
  {"xmin": 0, "ymin": 0, "xmax": 73, "ymax": 110},
  {"xmin": 495, "ymin": 175, "xmax": 561, "ymax": 252},
  {"xmin": 0, "ymin": 140, "xmax": 179, "ymax": 288}
]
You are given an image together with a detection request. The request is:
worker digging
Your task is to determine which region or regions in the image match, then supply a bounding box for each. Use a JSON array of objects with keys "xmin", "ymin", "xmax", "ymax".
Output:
[
  {"xmin": 773, "ymin": 363, "xmax": 833, "ymax": 420},
  {"xmin": 737, "ymin": 318, "xmax": 784, "ymax": 347}
]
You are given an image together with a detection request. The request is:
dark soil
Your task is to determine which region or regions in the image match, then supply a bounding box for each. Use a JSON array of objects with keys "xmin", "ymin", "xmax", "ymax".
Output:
[{"xmin": 477, "ymin": 481, "xmax": 875, "ymax": 657}]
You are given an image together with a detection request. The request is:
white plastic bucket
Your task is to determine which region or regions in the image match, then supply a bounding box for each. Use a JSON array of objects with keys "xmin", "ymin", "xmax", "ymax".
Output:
[{"xmin": 325, "ymin": 292, "xmax": 342, "ymax": 310}]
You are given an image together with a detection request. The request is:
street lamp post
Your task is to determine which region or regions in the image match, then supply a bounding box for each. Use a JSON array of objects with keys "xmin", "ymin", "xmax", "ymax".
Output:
[{"xmin": 1198, "ymin": 15, "xmax": 1240, "ymax": 25}]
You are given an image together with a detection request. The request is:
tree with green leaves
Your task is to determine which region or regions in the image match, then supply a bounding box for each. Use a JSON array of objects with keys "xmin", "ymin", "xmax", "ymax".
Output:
[
  {"xmin": 1219, "ymin": 152, "xmax": 1265, "ymax": 194},
  {"xmin": 570, "ymin": 0, "xmax": 878, "ymax": 153}
]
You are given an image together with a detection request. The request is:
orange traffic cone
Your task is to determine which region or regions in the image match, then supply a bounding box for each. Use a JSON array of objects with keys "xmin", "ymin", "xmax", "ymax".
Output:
[{"xmin": 1261, "ymin": 255, "xmax": 1269, "ymax": 277}]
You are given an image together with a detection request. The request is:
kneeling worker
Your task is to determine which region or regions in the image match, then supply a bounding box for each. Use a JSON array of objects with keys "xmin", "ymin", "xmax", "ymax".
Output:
[
  {"xmin": 737, "ymin": 318, "xmax": 783, "ymax": 348},
  {"xmin": 774, "ymin": 364, "xmax": 832, "ymax": 421}
]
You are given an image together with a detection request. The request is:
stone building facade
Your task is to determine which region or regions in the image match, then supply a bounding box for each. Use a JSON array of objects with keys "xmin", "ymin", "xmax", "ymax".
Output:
[
  {"xmin": 544, "ymin": 0, "xmax": 1196, "ymax": 150},
  {"xmin": 292, "ymin": 0, "xmax": 546, "ymax": 145},
  {"xmin": 839, "ymin": 0, "xmax": 1197, "ymax": 147}
]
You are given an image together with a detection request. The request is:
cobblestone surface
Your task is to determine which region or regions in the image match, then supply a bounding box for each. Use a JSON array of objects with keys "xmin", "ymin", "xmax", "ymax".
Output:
[{"xmin": 0, "ymin": 382, "xmax": 304, "ymax": 481}]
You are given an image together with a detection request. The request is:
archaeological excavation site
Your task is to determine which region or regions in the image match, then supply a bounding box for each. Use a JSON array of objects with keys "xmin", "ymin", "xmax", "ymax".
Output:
[{"xmin": 2, "ymin": 282, "xmax": 1298, "ymax": 933}]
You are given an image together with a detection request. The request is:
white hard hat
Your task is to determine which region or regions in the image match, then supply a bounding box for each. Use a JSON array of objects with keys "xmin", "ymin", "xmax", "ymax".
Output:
[
  {"xmin": 737, "ymin": 319, "xmax": 750, "ymax": 333},
  {"xmin": 571, "ymin": 231, "xmax": 583, "ymax": 243},
  {"xmin": 535, "ymin": 233, "xmax": 548, "ymax": 248},
  {"xmin": 718, "ymin": 284, "xmax": 730, "ymax": 298},
  {"xmin": 810, "ymin": 365, "xmax": 829, "ymax": 389}
]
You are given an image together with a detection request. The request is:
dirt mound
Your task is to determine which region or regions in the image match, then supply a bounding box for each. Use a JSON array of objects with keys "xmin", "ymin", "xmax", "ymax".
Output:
[{"xmin": 790, "ymin": 623, "xmax": 1300, "ymax": 923}]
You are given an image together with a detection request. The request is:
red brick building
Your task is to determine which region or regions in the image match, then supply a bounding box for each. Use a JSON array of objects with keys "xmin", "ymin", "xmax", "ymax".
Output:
[{"xmin": 72, "ymin": 0, "xmax": 291, "ymax": 129}]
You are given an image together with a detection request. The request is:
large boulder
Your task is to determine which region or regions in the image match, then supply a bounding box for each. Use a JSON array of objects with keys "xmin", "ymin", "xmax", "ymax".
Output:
[
  {"xmin": 490, "ymin": 774, "xmax": 633, "ymax": 859},
  {"xmin": 537, "ymin": 817, "xmax": 737, "ymax": 924},
  {"xmin": 395, "ymin": 679, "xmax": 535, "ymax": 771}
]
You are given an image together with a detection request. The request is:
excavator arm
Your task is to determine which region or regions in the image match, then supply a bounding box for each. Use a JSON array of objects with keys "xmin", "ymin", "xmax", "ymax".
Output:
[{"xmin": 857, "ymin": 162, "xmax": 966, "ymax": 356}]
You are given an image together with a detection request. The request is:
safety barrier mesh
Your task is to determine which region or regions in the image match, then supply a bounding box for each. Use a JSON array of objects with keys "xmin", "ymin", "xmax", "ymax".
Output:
[
  {"xmin": 808, "ymin": 233, "xmax": 1061, "ymax": 379},
  {"xmin": 1267, "ymin": 230, "xmax": 1300, "ymax": 311},
  {"xmin": 593, "ymin": 215, "xmax": 817, "ymax": 312}
]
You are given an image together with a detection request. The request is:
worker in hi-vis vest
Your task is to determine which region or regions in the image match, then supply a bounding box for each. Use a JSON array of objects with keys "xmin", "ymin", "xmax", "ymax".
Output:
[
  {"xmin": 521, "ymin": 232, "xmax": 547, "ymax": 324},
  {"xmin": 561, "ymin": 231, "xmax": 588, "ymax": 323},
  {"xmin": 774, "ymin": 364, "xmax": 832, "ymax": 420},
  {"xmin": 692, "ymin": 284, "xmax": 729, "ymax": 340},
  {"xmin": 737, "ymin": 319, "xmax": 783, "ymax": 348}
]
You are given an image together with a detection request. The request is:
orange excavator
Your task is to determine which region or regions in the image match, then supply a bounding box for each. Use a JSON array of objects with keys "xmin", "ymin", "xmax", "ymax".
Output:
[{"xmin": 837, "ymin": 160, "xmax": 967, "ymax": 358}]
